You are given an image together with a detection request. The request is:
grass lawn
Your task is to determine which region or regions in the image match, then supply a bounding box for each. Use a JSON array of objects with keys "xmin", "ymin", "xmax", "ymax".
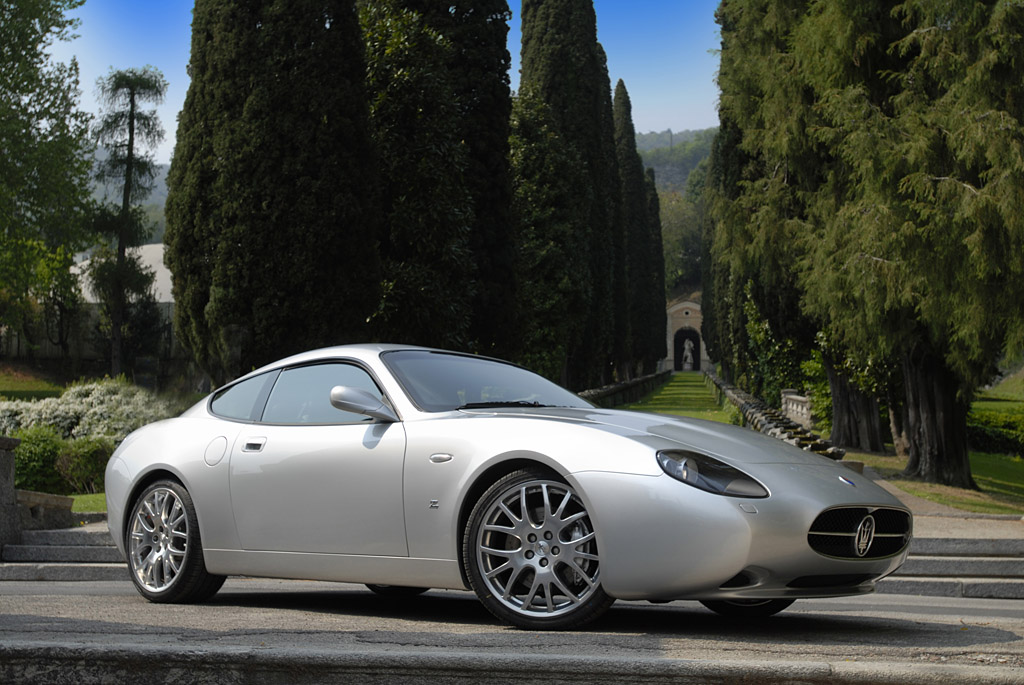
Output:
[
  {"xmin": 623, "ymin": 371, "xmax": 739, "ymax": 424},
  {"xmin": 0, "ymin": 363, "xmax": 63, "ymax": 399},
  {"xmin": 850, "ymin": 450, "xmax": 1024, "ymax": 515},
  {"xmin": 72, "ymin": 492, "xmax": 107, "ymax": 513},
  {"xmin": 623, "ymin": 371, "xmax": 1024, "ymax": 515}
]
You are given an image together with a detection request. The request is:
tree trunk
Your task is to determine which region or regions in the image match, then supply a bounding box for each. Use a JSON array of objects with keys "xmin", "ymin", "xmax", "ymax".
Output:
[
  {"xmin": 900, "ymin": 349, "xmax": 976, "ymax": 488},
  {"xmin": 823, "ymin": 354, "xmax": 886, "ymax": 452},
  {"xmin": 886, "ymin": 386, "xmax": 910, "ymax": 460}
]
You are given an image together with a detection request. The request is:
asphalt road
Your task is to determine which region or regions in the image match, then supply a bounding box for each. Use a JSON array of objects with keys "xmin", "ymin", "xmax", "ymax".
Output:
[{"xmin": 2, "ymin": 578, "xmax": 1023, "ymax": 683}]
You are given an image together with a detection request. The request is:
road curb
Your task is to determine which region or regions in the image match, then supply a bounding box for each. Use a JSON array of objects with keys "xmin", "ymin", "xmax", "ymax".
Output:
[{"xmin": 2, "ymin": 643, "xmax": 1020, "ymax": 684}]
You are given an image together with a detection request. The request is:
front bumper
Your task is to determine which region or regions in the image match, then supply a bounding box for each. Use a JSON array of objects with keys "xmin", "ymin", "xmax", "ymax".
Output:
[{"xmin": 571, "ymin": 469, "xmax": 911, "ymax": 602}]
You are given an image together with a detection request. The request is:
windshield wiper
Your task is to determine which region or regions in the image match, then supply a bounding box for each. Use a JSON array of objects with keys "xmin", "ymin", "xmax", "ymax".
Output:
[{"xmin": 457, "ymin": 400, "xmax": 550, "ymax": 410}]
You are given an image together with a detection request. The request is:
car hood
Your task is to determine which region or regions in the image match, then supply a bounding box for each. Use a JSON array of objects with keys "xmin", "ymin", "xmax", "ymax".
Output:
[{"xmin": 468, "ymin": 406, "xmax": 836, "ymax": 467}]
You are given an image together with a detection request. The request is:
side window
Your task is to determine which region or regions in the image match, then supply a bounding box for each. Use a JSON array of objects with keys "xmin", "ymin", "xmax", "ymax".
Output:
[
  {"xmin": 260, "ymin": 363, "xmax": 383, "ymax": 425},
  {"xmin": 209, "ymin": 372, "xmax": 275, "ymax": 421}
]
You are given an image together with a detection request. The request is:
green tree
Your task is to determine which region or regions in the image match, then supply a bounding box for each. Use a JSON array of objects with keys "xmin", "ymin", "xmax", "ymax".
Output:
[
  {"xmin": 643, "ymin": 167, "xmax": 668, "ymax": 371},
  {"xmin": 508, "ymin": 88, "xmax": 589, "ymax": 383},
  {"xmin": 403, "ymin": 0, "xmax": 515, "ymax": 357},
  {"xmin": 0, "ymin": 0, "xmax": 93, "ymax": 347},
  {"xmin": 360, "ymin": 0, "xmax": 475, "ymax": 349},
  {"xmin": 796, "ymin": 0, "xmax": 1024, "ymax": 486},
  {"xmin": 165, "ymin": 0, "xmax": 381, "ymax": 383},
  {"xmin": 92, "ymin": 66, "xmax": 166, "ymax": 376},
  {"xmin": 520, "ymin": 0, "xmax": 620, "ymax": 389},
  {"xmin": 613, "ymin": 79, "xmax": 666, "ymax": 376}
]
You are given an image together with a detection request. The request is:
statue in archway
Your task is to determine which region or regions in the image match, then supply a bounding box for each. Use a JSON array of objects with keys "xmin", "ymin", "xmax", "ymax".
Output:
[{"xmin": 682, "ymin": 339, "xmax": 694, "ymax": 370}]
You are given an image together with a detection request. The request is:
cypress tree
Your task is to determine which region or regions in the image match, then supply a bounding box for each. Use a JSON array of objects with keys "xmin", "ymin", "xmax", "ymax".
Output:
[
  {"xmin": 612, "ymin": 80, "xmax": 646, "ymax": 377},
  {"xmin": 359, "ymin": 1, "xmax": 475, "ymax": 350},
  {"xmin": 403, "ymin": 1, "xmax": 515, "ymax": 356},
  {"xmin": 643, "ymin": 167, "xmax": 667, "ymax": 372},
  {"xmin": 509, "ymin": 88, "xmax": 589, "ymax": 383},
  {"xmin": 165, "ymin": 0, "xmax": 381, "ymax": 383},
  {"xmin": 520, "ymin": 0, "xmax": 620, "ymax": 389}
]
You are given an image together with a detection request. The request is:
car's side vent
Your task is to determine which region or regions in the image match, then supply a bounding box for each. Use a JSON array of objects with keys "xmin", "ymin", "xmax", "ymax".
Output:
[{"xmin": 807, "ymin": 506, "xmax": 911, "ymax": 560}]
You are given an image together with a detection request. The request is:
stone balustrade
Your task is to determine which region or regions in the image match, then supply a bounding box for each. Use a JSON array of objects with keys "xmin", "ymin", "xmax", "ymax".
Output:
[
  {"xmin": 704, "ymin": 372, "xmax": 845, "ymax": 460},
  {"xmin": 780, "ymin": 389, "xmax": 812, "ymax": 429}
]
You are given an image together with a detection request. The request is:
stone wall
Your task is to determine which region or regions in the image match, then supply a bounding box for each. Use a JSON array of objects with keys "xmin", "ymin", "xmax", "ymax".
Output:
[
  {"xmin": 0, "ymin": 437, "xmax": 21, "ymax": 550},
  {"xmin": 579, "ymin": 370, "xmax": 672, "ymax": 408},
  {"xmin": 705, "ymin": 372, "xmax": 845, "ymax": 460}
]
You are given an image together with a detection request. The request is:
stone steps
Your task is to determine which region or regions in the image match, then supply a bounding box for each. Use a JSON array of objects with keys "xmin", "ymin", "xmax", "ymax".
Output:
[
  {"xmin": 2, "ymin": 522, "xmax": 1022, "ymax": 599},
  {"xmin": 877, "ymin": 536, "xmax": 1024, "ymax": 599}
]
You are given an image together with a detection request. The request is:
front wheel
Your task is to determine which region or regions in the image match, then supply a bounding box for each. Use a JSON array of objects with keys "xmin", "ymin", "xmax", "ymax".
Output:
[
  {"xmin": 464, "ymin": 469, "xmax": 614, "ymax": 630},
  {"xmin": 126, "ymin": 480, "xmax": 225, "ymax": 603},
  {"xmin": 700, "ymin": 598, "xmax": 795, "ymax": 618}
]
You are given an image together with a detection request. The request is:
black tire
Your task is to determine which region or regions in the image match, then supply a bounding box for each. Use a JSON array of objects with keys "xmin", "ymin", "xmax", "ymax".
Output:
[
  {"xmin": 463, "ymin": 468, "xmax": 615, "ymax": 630},
  {"xmin": 125, "ymin": 479, "xmax": 226, "ymax": 603},
  {"xmin": 365, "ymin": 584, "xmax": 429, "ymax": 598},
  {"xmin": 700, "ymin": 598, "xmax": 795, "ymax": 618}
]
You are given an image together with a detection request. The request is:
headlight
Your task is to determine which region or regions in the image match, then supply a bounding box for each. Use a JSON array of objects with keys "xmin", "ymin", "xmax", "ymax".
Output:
[{"xmin": 656, "ymin": 450, "xmax": 768, "ymax": 498}]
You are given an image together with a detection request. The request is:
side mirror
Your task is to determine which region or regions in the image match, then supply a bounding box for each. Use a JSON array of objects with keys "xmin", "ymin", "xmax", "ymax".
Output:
[{"xmin": 329, "ymin": 386, "xmax": 399, "ymax": 423}]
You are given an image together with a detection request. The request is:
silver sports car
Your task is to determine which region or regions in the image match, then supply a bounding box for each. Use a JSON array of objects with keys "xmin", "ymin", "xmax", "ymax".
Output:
[{"xmin": 106, "ymin": 344, "xmax": 912, "ymax": 630}]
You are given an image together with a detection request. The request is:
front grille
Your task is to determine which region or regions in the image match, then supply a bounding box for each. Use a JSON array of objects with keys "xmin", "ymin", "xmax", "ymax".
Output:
[{"xmin": 807, "ymin": 506, "xmax": 911, "ymax": 560}]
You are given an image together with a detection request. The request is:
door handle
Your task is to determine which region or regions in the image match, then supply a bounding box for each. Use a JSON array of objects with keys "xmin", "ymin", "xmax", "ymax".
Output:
[{"xmin": 242, "ymin": 437, "xmax": 266, "ymax": 453}]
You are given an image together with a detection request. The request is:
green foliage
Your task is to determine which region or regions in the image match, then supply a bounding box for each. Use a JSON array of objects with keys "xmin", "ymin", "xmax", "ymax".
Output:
[
  {"xmin": 91, "ymin": 66, "xmax": 167, "ymax": 377},
  {"xmin": 636, "ymin": 128, "xmax": 713, "ymax": 153},
  {"xmin": 521, "ymin": 0, "xmax": 622, "ymax": 388},
  {"xmin": 742, "ymin": 283, "xmax": 804, "ymax": 408},
  {"xmin": 638, "ymin": 128, "xmax": 716, "ymax": 192},
  {"xmin": 801, "ymin": 350, "xmax": 832, "ymax": 434},
  {"xmin": 56, "ymin": 434, "xmax": 114, "ymax": 494},
  {"xmin": 87, "ymin": 240, "xmax": 161, "ymax": 371},
  {"xmin": 93, "ymin": 66, "xmax": 166, "ymax": 208},
  {"xmin": 402, "ymin": 0, "xmax": 515, "ymax": 357},
  {"xmin": 361, "ymin": 1, "xmax": 475, "ymax": 350},
  {"xmin": 660, "ymin": 160, "xmax": 708, "ymax": 293},
  {"xmin": 0, "ymin": 0, "xmax": 94, "ymax": 339},
  {"xmin": 706, "ymin": 0, "xmax": 1024, "ymax": 486},
  {"xmin": 12, "ymin": 424, "xmax": 67, "ymax": 494},
  {"xmin": 165, "ymin": 0, "xmax": 381, "ymax": 384},
  {"xmin": 613, "ymin": 81, "xmax": 668, "ymax": 377},
  {"xmin": 508, "ymin": 88, "xmax": 589, "ymax": 383},
  {"xmin": 0, "ymin": 377, "xmax": 176, "ymax": 441}
]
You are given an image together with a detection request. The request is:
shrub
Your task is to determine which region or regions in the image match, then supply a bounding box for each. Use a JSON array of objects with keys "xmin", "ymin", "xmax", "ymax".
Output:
[
  {"xmin": 967, "ymin": 410, "xmax": 1024, "ymax": 457},
  {"xmin": 0, "ymin": 377, "xmax": 176, "ymax": 442},
  {"xmin": 12, "ymin": 424, "xmax": 68, "ymax": 494},
  {"xmin": 57, "ymin": 435, "xmax": 116, "ymax": 494}
]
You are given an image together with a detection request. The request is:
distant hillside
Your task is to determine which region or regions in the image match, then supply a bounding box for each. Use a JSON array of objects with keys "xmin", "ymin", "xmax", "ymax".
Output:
[{"xmin": 637, "ymin": 127, "xmax": 716, "ymax": 193}]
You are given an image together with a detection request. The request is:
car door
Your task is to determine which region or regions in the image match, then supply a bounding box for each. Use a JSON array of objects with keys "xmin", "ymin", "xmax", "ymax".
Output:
[{"xmin": 228, "ymin": 361, "xmax": 408, "ymax": 556}]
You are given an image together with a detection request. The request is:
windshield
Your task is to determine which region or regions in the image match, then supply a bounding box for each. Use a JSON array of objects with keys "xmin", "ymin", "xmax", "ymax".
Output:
[{"xmin": 381, "ymin": 350, "xmax": 592, "ymax": 413}]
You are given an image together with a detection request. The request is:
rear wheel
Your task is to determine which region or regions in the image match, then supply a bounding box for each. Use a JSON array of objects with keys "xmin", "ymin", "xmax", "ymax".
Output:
[
  {"xmin": 126, "ymin": 480, "xmax": 225, "ymax": 603},
  {"xmin": 700, "ymin": 598, "xmax": 795, "ymax": 618},
  {"xmin": 464, "ymin": 469, "xmax": 614, "ymax": 630}
]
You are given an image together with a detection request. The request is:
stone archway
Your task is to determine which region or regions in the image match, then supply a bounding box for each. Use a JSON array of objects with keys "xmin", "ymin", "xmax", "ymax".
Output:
[
  {"xmin": 666, "ymin": 298, "xmax": 708, "ymax": 372},
  {"xmin": 673, "ymin": 328, "xmax": 702, "ymax": 371}
]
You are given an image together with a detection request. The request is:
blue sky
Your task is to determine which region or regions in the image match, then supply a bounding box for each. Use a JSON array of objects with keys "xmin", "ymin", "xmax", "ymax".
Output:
[{"xmin": 50, "ymin": 1, "xmax": 721, "ymax": 164}]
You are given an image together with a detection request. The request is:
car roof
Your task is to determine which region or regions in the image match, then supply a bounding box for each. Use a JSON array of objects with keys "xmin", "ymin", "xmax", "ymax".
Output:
[{"xmin": 237, "ymin": 343, "xmax": 424, "ymax": 379}]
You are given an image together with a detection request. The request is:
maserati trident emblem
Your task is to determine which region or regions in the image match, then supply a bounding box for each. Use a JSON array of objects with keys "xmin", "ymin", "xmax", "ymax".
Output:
[{"xmin": 855, "ymin": 515, "xmax": 876, "ymax": 557}]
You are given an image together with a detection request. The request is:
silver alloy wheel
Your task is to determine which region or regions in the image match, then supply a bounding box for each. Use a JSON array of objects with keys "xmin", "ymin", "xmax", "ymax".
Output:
[
  {"xmin": 128, "ymin": 486, "xmax": 189, "ymax": 592},
  {"xmin": 475, "ymin": 479, "xmax": 601, "ymax": 618}
]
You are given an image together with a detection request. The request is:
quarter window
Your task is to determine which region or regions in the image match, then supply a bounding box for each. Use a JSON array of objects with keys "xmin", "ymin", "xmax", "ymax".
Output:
[
  {"xmin": 261, "ymin": 363, "xmax": 384, "ymax": 424},
  {"xmin": 209, "ymin": 372, "xmax": 275, "ymax": 421}
]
